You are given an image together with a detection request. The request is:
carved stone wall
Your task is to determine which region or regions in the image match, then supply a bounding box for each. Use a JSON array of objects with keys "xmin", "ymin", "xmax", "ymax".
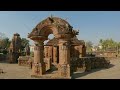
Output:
[
  {"xmin": 18, "ymin": 56, "xmax": 33, "ymax": 67},
  {"xmin": 94, "ymin": 51, "xmax": 117, "ymax": 57},
  {"xmin": 71, "ymin": 57, "xmax": 110, "ymax": 73}
]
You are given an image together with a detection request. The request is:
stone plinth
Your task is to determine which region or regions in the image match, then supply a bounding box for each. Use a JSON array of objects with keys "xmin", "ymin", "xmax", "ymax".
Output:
[
  {"xmin": 58, "ymin": 64, "xmax": 71, "ymax": 78},
  {"xmin": 31, "ymin": 62, "xmax": 46, "ymax": 77}
]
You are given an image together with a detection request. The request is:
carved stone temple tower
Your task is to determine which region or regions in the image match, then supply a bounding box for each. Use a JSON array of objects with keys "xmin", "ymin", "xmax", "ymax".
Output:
[{"xmin": 9, "ymin": 33, "xmax": 22, "ymax": 63}]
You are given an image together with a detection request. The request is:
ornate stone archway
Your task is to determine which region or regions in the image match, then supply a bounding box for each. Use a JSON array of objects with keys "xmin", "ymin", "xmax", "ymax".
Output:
[{"xmin": 28, "ymin": 16, "xmax": 79, "ymax": 78}]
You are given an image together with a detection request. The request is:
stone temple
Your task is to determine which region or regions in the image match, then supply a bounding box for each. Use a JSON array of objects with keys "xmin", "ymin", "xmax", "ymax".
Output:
[
  {"xmin": 27, "ymin": 16, "xmax": 110, "ymax": 78},
  {"xmin": 9, "ymin": 33, "xmax": 22, "ymax": 63}
]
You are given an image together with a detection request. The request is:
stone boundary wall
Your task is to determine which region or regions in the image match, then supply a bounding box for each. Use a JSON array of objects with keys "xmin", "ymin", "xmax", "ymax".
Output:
[
  {"xmin": 71, "ymin": 57, "xmax": 110, "ymax": 73},
  {"xmin": 100, "ymin": 56, "xmax": 120, "ymax": 60},
  {"xmin": 0, "ymin": 54, "xmax": 9, "ymax": 61},
  {"xmin": 18, "ymin": 56, "xmax": 33, "ymax": 67},
  {"xmin": 18, "ymin": 56, "xmax": 51, "ymax": 71}
]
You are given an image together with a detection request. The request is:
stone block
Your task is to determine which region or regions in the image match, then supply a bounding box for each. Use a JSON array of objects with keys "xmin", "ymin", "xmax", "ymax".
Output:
[{"xmin": 58, "ymin": 64, "xmax": 71, "ymax": 78}]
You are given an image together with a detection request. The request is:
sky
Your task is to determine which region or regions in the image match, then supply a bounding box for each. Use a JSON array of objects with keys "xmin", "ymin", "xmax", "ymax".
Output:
[{"xmin": 0, "ymin": 11, "xmax": 120, "ymax": 45}]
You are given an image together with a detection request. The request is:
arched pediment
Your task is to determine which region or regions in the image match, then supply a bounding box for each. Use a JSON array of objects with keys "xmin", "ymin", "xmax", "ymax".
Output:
[{"xmin": 28, "ymin": 17, "xmax": 75, "ymax": 40}]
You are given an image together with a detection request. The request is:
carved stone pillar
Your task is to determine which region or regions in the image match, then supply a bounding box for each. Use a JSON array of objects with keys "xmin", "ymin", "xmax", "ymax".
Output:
[
  {"xmin": 31, "ymin": 41, "xmax": 46, "ymax": 77},
  {"xmin": 44, "ymin": 46, "xmax": 51, "ymax": 71},
  {"xmin": 58, "ymin": 40, "xmax": 71, "ymax": 78},
  {"xmin": 53, "ymin": 46, "xmax": 58, "ymax": 64},
  {"xmin": 44, "ymin": 46, "xmax": 48, "ymax": 58},
  {"xmin": 48, "ymin": 46, "xmax": 53, "ymax": 60}
]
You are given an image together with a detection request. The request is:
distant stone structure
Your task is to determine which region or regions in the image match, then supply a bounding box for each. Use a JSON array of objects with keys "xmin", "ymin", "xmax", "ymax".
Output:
[
  {"xmin": 8, "ymin": 33, "xmax": 22, "ymax": 63},
  {"xmin": 18, "ymin": 45, "xmax": 33, "ymax": 68},
  {"xmin": 18, "ymin": 56, "xmax": 33, "ymax": 67}
]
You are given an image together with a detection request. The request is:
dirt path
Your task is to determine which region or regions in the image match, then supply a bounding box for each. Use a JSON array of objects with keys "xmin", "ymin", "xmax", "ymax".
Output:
[{"xmin": 0, "ymin": 62, "xmax": 32, "ymax": 79}]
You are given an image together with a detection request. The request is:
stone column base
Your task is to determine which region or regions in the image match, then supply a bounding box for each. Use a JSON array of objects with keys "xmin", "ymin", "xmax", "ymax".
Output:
[
  {"xmin": 58, "ymin": 64, "xmax": 71, "ymax": 78},
  {"xmin": 31, "ymin": 63, "xmax": 46, "ymax": 77}
]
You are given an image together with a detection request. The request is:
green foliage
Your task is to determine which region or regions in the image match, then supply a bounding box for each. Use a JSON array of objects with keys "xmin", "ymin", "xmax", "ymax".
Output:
[
  {"xmin": 0, "ymin": 33, "xmax": 11, "ymax": 54},
  {"xmin": 0, "ymin": 38, "xmax": 11, "ymax": 49},
  {"xmin": 21, "ymin": 38, "xmax": 29, "ymax": 52},
  {"xmin": 0, "ymin": 32, "xmax": 6, "ymax": 39},
  {"xmin": 0, "ymin": 49, "xmax": 8, "ymax": 54},
  {"xmin": 86, "ymin": 41, "xmax": 93, "ymax": 52},
  {"xmin": 30, "ymin": 52, "xmax": 34, "ymax": 57},
  {"xmin": 99, "ymin": 38, "xmax": 119, "ymax": 51}
]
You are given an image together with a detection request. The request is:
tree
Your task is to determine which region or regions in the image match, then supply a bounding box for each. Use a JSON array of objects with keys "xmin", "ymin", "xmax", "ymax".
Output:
[
  {"xmin": 21, "ymin": 38, "xmax": 29, "ymax": 52},
  {"xmin": 0, "ymin": 32, "xmax": 6, "ymax": 39},
  {"xmin": 99, "ymin": 38, "xmax": 118, "ymax": 51},
  {"xmin": 99, "ymin": 39, "xmax": 103, "ymax": 45},
  {"xmin": 118, "ymin": 42, "xmax": 120, "ymax": 47},
  {"xmin": 0, "ymin": 35, "xmax": 11, "ymax": 50},
  {"xmin": 86, "ymin": 41, "xmax": 93, "ymax": 52},
  {"xmin": 0, "ymin": 33, "xmax": 11, "ymax": 54}
]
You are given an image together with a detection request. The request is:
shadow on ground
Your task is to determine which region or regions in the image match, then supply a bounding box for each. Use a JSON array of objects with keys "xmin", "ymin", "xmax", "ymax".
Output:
[
  {"xmin": 71, "ymin": 64, "xmax": 115, "ymax": 79},
  {"xmin": 45, "ymin": 64, "xmax": 58, "ymax": 74}
]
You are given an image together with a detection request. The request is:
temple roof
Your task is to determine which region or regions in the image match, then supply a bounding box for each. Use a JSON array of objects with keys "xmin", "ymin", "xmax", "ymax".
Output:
[
  {"xmin": 71, "ymin": 36, "xmax": 85, "ymax": 45},
  {"xmin": 45, "ymin": 36, "xmax": 85, "ymax": 46},
  {"xmin": 45, "ymin": 38, "xmax": 58, "ymax": 46},
  {"xmin": 37, "ymin": 17, "xmax": 71, "ymax": 28}
]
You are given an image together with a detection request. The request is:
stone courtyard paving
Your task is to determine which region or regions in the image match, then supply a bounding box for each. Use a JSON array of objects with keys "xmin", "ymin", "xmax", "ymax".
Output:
[{"xmin": 0, "ymin": 58, "xmax": 120, "ymax": 79}]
